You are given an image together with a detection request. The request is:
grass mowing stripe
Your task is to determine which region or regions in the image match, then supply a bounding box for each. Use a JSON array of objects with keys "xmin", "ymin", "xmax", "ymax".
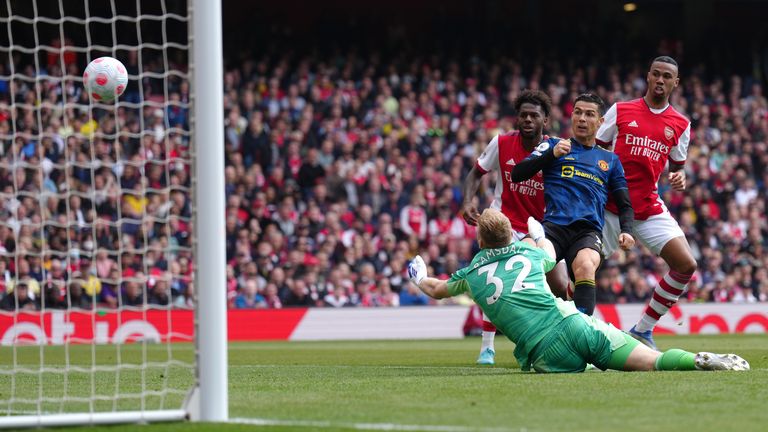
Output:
[{"xmin": 231, "ymin": 417, "xmax": 524, "ymax": 432}]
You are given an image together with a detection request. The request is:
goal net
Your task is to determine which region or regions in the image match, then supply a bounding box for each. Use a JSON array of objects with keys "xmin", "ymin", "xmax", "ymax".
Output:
[{"xmin": 0, "ymin": 0, "xmax": 224, "ymax": 427}]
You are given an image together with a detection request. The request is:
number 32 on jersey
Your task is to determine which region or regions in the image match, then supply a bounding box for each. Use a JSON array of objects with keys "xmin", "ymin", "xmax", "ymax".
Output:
[{"xmin": 477, "ymin": 255, "xmax": 534, "ymax": 305}]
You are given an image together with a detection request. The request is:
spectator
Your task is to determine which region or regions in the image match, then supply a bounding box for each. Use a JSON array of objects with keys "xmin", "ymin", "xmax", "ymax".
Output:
[
  {"xmin": 1, "ymin": 280, "xmax": 37, "ymax": 311},
  {"xmin": 399, "ymin": 191, "xmax": 428, "ymax": 242},
  {"xmin": 283, "ymin": 279, "xmax": 314, "ymax": 307},
  {"xmin": 67, "ymin": 279, "xmax": 93, "ymax": 310},
  {"xmin": 120, "ymin": 276, "xmax": 145, "ymax": 307},
  {"xmin": 399, "ymin": 282, "xmax": 430, "ymax": 306},
  {"xmin": 2, "ymin": 42, "xmax": 768, "ymax": 312},
  {"xmin": 147, "ymin": 272, "xmax": 171, "ymax": 306},
  {"xmin": 263, "ymin": 283, "xmax": 283, "ymax": 308},
  {"xmin": 323, "ymin": 286, "xmax": 351, "ymax": 308},
  {"xmin": 234, "ymin": 279, "xmax": 267, "ymax": 309}
]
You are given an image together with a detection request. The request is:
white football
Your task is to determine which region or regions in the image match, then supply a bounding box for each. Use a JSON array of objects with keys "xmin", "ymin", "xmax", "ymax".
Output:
[{"xmin": 83, "ymin": 56, "xmax": 128, "ymax": 102}]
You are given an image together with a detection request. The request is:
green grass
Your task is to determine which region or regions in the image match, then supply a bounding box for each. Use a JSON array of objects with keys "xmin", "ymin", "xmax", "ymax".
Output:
[{"xmin": 1, "ymin": 334, "xmax": 767, "ymax": 431}]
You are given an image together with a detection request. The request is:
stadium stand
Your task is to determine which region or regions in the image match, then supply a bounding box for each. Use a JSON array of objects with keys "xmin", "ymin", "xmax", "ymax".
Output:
[{"xmin": 1, "ymin": 0, "xmax": 767, "ymax": 311}]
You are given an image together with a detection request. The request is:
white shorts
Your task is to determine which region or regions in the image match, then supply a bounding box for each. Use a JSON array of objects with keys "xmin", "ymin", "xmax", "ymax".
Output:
[
  {"xmin": 512, "ymin": 229, "xmax": 526, "ymax": 242},
  {"xmin": 602, "ymin": 211, "xmax": 685, "ymax": 257},
  {"xmin": 512, "ymin": 227, "xmax": 566, "ymax": 268}
]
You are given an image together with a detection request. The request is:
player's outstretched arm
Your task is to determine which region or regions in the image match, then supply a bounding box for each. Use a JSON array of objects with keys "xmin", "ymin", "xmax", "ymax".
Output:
[
  {"xmin": 526, "ymin": 216, "xmax": 557, "ymax": 260},
  {"xmin": 511, "ymin": 140, "xmax": 568, "ymax": 182},
  {"xmin": 408, "ymin": 256, "xmax": 451, "ymax": 299},
  {"xmin": 416, "ymin": 277, "xmax": 451, "ymax": 299}
]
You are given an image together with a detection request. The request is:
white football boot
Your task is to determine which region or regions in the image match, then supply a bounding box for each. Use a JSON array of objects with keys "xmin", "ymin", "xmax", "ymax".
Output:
[{"xmin": 694, "ymin": 352, "xmax": 750, "ymax": 371}]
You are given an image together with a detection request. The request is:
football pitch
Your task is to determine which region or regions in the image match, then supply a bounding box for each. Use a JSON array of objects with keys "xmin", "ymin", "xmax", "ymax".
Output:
[{"xmin": 1, "ymin": 334, "xmax": 767, "ymax": 432}]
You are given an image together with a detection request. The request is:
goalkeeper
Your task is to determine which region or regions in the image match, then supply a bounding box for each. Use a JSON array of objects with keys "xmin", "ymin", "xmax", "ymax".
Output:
[{"xmin": 407, "ymin": 209, "xmax": 749, "ymax": 373}]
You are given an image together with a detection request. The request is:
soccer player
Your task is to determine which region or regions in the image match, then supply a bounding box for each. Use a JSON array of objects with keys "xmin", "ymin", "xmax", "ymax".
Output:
[
  {"xmin": 407, "ymin": 209, "xmax": 749, "ymax": 373},
  {"xmin": 460, "ymin": 89, "xmax": 569, "ymax": 365},
  {"xmin": 596, "ymin": 56, "xmax": 694, "ymax": 350},
  {"xmin": 511, "ymin": 93, "xmax": 635, "ymax": 317}
]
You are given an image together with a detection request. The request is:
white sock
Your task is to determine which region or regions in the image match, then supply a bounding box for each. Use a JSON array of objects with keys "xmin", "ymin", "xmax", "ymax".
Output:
[
  {"xmin": 481, "ymin": 331, "xmax": 495, "ymax": 351},
  {"xmin": 635, "ymin": 270, "xmax": 691, "ymax": 333},
  {"xmin": 480, "ymin": 313, "xmax": 495, "ymax": 352},
  {"xmin": 636, "ymin": 315, "xmax": 659, "ymax": 333}
]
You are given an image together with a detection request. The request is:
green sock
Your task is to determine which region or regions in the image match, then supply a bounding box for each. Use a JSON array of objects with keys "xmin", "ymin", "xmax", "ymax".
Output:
[{"xmin": 654, "ymin": 349, "xmax": 697, "ymax": 371}]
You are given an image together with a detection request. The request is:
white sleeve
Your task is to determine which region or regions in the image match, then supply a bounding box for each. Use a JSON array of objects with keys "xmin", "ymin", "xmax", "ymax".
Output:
[
  {"xmin": 400, "ymin": 206, "xmax": 413, "ymax": 235},
  {"xmin": 448, "ymin": 217, "xmax": 465, "ymax": 238},
  {"xmin": 428, "ymin": 220, "xmax": 438, "ymax": 237},
  {"xmin": 476, "ymin": 135, "xmax": 500, "ymax": 173},
  {"xmin": 418, "ymin": 211, "xmax": 427, "ymax": 239},
  {"xmin": 669, "ymin": 122, "xmax": 691, "ymax": 164},
  {"xmin": 596, "ymin": 104, "xmax": 618, "ymax": 146}
]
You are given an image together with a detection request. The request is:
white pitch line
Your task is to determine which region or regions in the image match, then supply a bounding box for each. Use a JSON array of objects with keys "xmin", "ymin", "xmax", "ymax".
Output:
[
  {"xmin": 0, "ymin": 364, "xmax": 508, "ymax": 372},
  {"xmin": 225, "ymin": 365, "xmax": 513, "ymax": 370},
  {"xmin": 231, "ymin": 417, "xmax": 527, "ymax": 432}
]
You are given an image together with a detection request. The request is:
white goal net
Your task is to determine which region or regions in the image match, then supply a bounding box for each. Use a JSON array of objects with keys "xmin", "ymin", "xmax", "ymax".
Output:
[{"xmin": 0, "ymin": 0, "xmax": 215, "ymax": 427}]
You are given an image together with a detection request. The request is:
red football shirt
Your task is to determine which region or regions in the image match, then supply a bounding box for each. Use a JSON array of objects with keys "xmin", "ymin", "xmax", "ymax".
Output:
[
  {"xmin": 476, "ymin": 132, "xmax": 545, "ymax": 233},
  {"xmin": 596, "ymin": 98, "xmax": 691, "ymax": 220}
]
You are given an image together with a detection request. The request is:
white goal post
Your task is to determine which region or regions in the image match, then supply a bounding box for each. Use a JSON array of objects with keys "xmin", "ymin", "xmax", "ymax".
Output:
[
  {"xmin": 191, "ymin": 0, "xmax": 228, "ymax": 423},
  {"xmin": 0, "ymin": 0, "xmax": 226, "ymax": 427}
]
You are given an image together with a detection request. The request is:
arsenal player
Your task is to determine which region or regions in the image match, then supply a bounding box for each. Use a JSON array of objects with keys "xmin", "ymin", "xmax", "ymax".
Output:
[
  {"xmin": 460, "ymin": 90, "xmax": 569, "ymax": 365},
  {"xmin": 596, "ymin": 56, "xmax": 694, "ymax": 350}
]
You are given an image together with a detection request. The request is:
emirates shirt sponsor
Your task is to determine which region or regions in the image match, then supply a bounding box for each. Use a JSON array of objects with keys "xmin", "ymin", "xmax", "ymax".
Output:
[{"xmin": 597, "ymin": 98, "xmax": 691, "ymax": 220}]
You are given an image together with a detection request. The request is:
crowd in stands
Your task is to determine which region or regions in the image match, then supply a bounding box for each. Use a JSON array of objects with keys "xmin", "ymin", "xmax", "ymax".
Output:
[{"xmin": 1, "ymin": 45, "xmax": 767, "ymax": 311}]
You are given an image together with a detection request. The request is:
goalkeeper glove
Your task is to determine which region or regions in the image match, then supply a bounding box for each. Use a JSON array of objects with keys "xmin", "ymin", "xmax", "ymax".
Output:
[
  {"xmin": 407, "ymin": 255, "xmax": 427, "ymax": 286},
  {"xmin": 527, "ymin": 217, "xmax": 545, "ymax": 242}
]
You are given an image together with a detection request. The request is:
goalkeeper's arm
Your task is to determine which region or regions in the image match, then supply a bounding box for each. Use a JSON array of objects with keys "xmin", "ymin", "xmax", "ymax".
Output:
[
  {"xmin": 415, "ymin": 277, "xmax": 451, "ymax": 299},
  {"xmin": 524, "ymin": 216, "xmax": 557, "ymax": 260},
  {"xmin": 407, "ymin": 256, "xmax": 451, "ymax": 299}
]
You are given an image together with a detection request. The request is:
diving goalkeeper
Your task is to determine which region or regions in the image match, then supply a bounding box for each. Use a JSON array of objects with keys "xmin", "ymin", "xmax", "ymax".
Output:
[{"xmin": 407, "ymin": 209, "xmax": 749, "ymax": 373}]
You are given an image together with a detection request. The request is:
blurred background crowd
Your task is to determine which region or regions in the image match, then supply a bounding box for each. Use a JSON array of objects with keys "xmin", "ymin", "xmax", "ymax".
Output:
[{"xmin": 1, "ymin": 0, "xmax": 768, "ymax": 311}]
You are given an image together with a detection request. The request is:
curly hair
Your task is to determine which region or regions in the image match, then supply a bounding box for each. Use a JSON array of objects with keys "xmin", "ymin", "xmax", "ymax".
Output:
[{"xmin": 513, "ymin": 89, "xmax": 553, "ymax": 117}]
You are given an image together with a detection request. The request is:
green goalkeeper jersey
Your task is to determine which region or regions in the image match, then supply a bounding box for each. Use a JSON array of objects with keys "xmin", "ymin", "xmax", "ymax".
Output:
[{"xmin": 446, "ymin": 241, "xmax": 579, "ymax": 370}]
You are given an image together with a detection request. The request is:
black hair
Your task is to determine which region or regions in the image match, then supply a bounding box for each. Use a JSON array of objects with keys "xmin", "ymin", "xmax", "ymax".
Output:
[
  {"xmin": 652, "ymin": 56, "xmax": 679, "ymax": 68},
  {"xmin": 574, "ymin": 93, "xmax": 606, "ymax": 115},
  {"xmin": 513, "ymin": 89, "xmax": 552, "ymax": 118}
]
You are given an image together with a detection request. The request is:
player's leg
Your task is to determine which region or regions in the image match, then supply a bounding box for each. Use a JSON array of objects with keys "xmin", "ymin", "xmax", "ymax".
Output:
[
  {"xmin": 539, "ymin": 311, "xmax": 626, "ymax": 372},
  {"xmin": 546, "ymin": 261, "xmax": 570, "ymax": 300},
  {"xmin": 477, "ymin": 312, "xmax": 496, "ymax": 365},
  {"xmin": 612, "ymin": 334, "xmax": 749, "ymax": 371},
  {"xmin": 568, "ymin": 240, "xmax": 602, "ymax": 316},
  {"xmin": 568, "ymin": 312, "xmax": 750, "ymax": 372},
  {"xmin": 583, "ymin": 318, "xmax": 698, "ymax": 371},
  {"xmin": 608, "ymin": 336, "xmax": 699, "ymax": 371},
  {"xmin": 529, "ymin": 315, "xmax": 591, "ymax": 373},
  {"xmin": 630, "ymin": 213, "xmax": 695, "ymax": 349}
]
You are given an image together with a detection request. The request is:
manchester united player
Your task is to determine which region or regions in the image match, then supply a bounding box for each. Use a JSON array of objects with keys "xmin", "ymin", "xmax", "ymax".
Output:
[
  {"xmin": 512, "ymin": 93, "xmax": 636, "ymax": 320},
  {"xmin": 596, "ymin": 56, "xmax": 693, "ymax": 350},
  {"xmin": 460, "ymin": 90, "xmax": 569, "ymax": 365}
]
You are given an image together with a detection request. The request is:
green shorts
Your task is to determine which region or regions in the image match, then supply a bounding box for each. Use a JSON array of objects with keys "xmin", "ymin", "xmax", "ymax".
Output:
[{"xmin": 529, "ymin": 314, "xmax": 638, "ymax": 373}]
